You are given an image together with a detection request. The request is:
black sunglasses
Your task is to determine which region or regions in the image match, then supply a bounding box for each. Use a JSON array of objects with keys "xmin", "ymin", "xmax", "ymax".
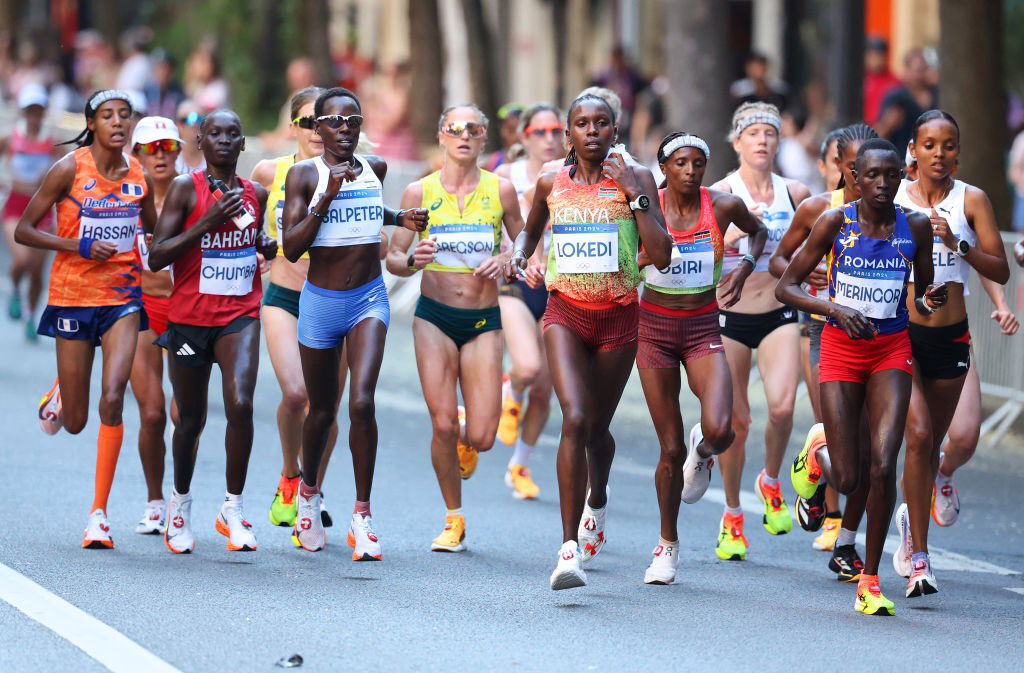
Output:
[
  {"xmin": 316, "ymin": 114, "xmax": 364, "ymax": 129},
  {"xmin": 291, "ymin": 115, "xmax": 316, "ymax": 130}
]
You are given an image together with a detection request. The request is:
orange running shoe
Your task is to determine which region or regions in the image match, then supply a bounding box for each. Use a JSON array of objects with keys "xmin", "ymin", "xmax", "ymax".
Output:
[
  {"xmin": 497, "ymin": 379, "xmax": 523, "ymax": 446},
  {"xmin": 38, "ymin": 378, "xmax": 62, "ymax": 435},
  {"xmin": 715, "ymin": 512, "xmax": 748, "ymax": 560}
]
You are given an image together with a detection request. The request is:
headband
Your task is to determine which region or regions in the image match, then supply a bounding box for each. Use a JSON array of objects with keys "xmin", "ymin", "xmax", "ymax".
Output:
[
  {"xmin": 660, "ymin": 134, "xmax": 711, "ymax": 162},
  {"xmin": 87, "ymin": 89, "xmax": 133, "ymax": 116},
  {"xmin": 733, "ymin": 112, "xmax": 781, "ymax": 137}
]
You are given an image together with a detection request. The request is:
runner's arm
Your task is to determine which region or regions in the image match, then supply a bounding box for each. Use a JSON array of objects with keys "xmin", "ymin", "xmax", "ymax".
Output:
[
  {"xmin": 775, "ymin": 208, "xmax": 844, "ymax": 317},
  {"xmin": 385, "ymin": 181, "xmax": 434, "ymax": 277},
  {"xmin": 139, "ymin": 174, "xmax": 158, "ymax": 235},
  {"xmin": 253, "ymin": 183, "xmax": 276, "ymax": 259},
  {"xmin": 149, "ymin": 174, "xmax": 239, "ymax": 270},
  {"xmin": 979, "ymin": 274, "xmax": 1019, "ymax": 335},
  {"xmin": 907, "ymin": 210, "xmax": 947, "ymax": 315},
  {"xmin": 961, "ymin": 186, "xmax": 1010, "ymax": 284},
  {"xmin": 508, "ymin": 171, "xmax": 554, "ymax": 278},
  {"xmin": 769, "ymin": 195, "xmax": 824, "ymax": 279}
]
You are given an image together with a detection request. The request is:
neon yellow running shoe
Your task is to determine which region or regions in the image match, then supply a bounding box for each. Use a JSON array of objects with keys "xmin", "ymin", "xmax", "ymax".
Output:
[
  {"xmin": 814, "ymin": 516, "xmax": 842, "ymax": 551},
  {"xmin": 269, "ymin": 474, "xmax": 300, "ymax": 527},
  {"xmin": 855, "ymin": 577, "xmax": 895, "ymax": 616},
  {"xmin": 715, "ymin": 512, "xmax": 748, "ymax": 560},
  {"xmin": 791, "ymin": 423, "xmax": 826, "ymax": 499},
  {"xmin": 497, "ymin": 379, "xmax": 522, "ymax": 447},
  {"xmin": 754, "ymin": 470, "xmax": 793, "ymax": 535}
]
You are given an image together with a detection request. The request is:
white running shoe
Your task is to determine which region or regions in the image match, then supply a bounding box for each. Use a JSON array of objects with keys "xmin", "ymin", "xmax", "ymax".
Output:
[
  {"xmin": 165, "ymin": 494, "xmax": 195, "ymax": 554},
  {"xmin": 893, "ymin": 502, "xmax": 913, "ymax": 578},
  {"xmin": 577, "ymin": 488, "xmax": 608, "ymax": 562},
  {"xmin": 82, "ymin": 509, "xmax": 114, "ymax": 549},
  {"xmin": 549, "ymin": 541, "xmax": 587, "ymax": 590},
  {"xmin": 906, "ymin": 553, "xmax": 939, "ymax": 598},
  {"xmin": 643, "ymin": 541, "xmax": 680, "ymax": 585},
  {"xmin": 135, "ymin": 500, "xmax": 166, "ymax": 535},
  {"xmin": 347, "ymin": 513, "xmax": 382, "ymax": 561},
  {"xmin": 681, "ymin": 423, "xmax": 714, "ymax": 504},
  {"xmin": 38, "ymin": 379, "xmax": 61, "ymax": 435},
  {"xmin": 932, "ymin": 458, "xmax": 960, "ymax": 527},
  {"xmin": 215, "ymin": 501, "xmax": 257, "ymax": 552},
  {"xmin": 294, "ymin": 489, "xmax": 325, "ymax": 552}
]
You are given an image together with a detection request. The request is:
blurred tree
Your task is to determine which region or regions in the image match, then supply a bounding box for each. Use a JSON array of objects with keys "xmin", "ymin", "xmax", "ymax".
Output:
[
  {"xmin": 461, "ymin": 0, "xmax": 500, "ymax": 148},
  {"xmin": 664, "ymin": 0, "xmax": 732, "ymax": 177},
  {"xmin": 940, "ymin": 0, "xmax": 1012, "ymax": 228},
  {"xmin": 297, "ymin": 0, "xmax": 333, "ymax": 86},
  {"xmin": 409, "ymin": 0, "xmax": 445, "ymax": 146},
  {"xmin": 829, "ymin": 0, "xmax": 864, "ymax": 126}
]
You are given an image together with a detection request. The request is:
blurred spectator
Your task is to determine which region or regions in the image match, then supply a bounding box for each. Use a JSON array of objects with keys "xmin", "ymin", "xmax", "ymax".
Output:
[
  {"xmin": 184, "ymin": 40, "xmax": 229, "ymax": 112},
  {"xmin": 8, "ymin": 39, "xmax": 48, "ymax": 98},
  {"xmin": 144, "ymin": 49, "xmax": 186, "ymax": 120},
  {"xmin": 876, "ymin": 48, "xmax": 937, "ymax": 153},
  {"xmin": 590, "ymin": 45, "xmax": 648, "ymax": 139},
  {"xmin": 126, "ymin": 90, "xmax": 148, "ymax": 139},
  {"xmin": 630, "ymin": 74, "xmax": 669, "ymax": 165},
  {"xmin": 261, "ymin": 57, "xmax": 321, "ymax": 150},
  {"xmin": 73, "ymin": 30, "xmax": 118, "ymax": 96},
  {"xmin": 363, "ymin": 61, "xmax": 420, "ymax": 161},
  {"xmin": 174, "ymin": 99, "xmax": 207, "ymax": 174},
  {"xmin": 484, "ymin": 103, "xmax": 524, "ymax": 171},
  {"xmin": 730, "ymin": 51, "xmax": 789, "ymax": 111},
  {"xmin": 863, "ymin": 37, "xmax": 901, "ymax": 125},
  {"xmin": 1008, "ymin": 129, "xmax": 1024, "ymax": 231},
  {"xmin": 115, "ymin": 27, "xmax": 153, "ymax": 92},
  {"xmin": 777, "ymin": 107, "xmax": 823, "ymax": 193}
]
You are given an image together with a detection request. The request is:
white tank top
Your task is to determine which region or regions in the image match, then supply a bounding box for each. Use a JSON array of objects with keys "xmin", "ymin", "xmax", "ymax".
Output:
[
  {"xmin": 722, "ymin": 171, "xmax": 795, "ymax": 274},
  {"xmin": 509, "ymin": 160, "xmax": 532, "ymax": 199},
  {"xmin": 895, "ymin": 179, "xmax": 976, "ymax": 294},
  {"xmin": 309, "ymin": 154, "xmax": 385, "ymax": 248}
]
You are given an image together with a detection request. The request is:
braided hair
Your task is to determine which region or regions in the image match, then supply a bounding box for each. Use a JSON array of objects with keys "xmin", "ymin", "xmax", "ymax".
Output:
[{"xmin": 835, "ymin": 123, "xmax": 878, "ymax": 189}]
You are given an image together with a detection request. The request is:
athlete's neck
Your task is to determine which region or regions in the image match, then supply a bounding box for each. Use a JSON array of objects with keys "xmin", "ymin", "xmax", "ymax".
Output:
[
  {"xmin": 737, "ymin": 163, "xmax": 774, "ymax": 199},
  {"xmin": 440, "ymin": 157, "xmax": 480, "ymax": 192},
  {"xmin": 857, "ymin": 198, "xmax": 895, "ymax": 232},
  {"xmin": 912, "ymin": 174, "xmax": 954, "ymax": 207},
  {"xmin": 663, "ymin": 186, "xmax": 700, "ymax": 218},
  {"xmin": 570, "ymin": 158, "xmax": 604, "ymax": 185},
  {"xmin": 321, "ymin": 150, "xmax": 356, "ymax": 167},
  {"xmin": 89, "ymin": 143, "xmax": 126, "ymax": 176},
  {"xmin": 205, "ymin": 163, "xmax": 239, "ymax": 187}
]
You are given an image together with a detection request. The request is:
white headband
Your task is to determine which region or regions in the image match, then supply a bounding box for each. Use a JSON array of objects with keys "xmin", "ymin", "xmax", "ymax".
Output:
[
  {"xmin": 661, "ymin": 134, "xmax": 711, "ymax": 162},
  {"xmin": 733, "ymin": 112, "xmax": 781, "ymax": 137},
  {"xmin": 88, "ymin": 89, "xmax": 132, "ymax": 114}
]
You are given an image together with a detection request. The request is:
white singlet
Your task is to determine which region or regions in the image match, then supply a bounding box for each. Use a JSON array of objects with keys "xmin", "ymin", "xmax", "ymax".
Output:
[
  {"xmin": 722, "ymin": 171, "xmax": 795, "ymax": 274},
  {"xmin": 895, "ymin": 179, "xmax": 976, "ymax": 294}
]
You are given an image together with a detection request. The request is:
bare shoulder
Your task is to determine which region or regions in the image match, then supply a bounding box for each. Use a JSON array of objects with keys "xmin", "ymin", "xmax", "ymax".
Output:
[
  {"xmin": 785, "ymin": 178, "xmax": 813, "ymax": 205},
  {"xmin": 249, "ymin": 158, "xmax": 277, "ymax": 187},
  {"xmin": 362, "ymin": 154, "xmax": 388, "ymax": 181}
]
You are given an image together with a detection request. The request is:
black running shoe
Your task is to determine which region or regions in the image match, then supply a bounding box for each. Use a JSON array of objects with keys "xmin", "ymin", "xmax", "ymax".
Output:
[
  {"xmin": 796, "ymin": 485, "xmax": 827, "ymax": 532},
  {"xmin": 829, "ymin": 544, "xmax": 864, "ymax": 582}
]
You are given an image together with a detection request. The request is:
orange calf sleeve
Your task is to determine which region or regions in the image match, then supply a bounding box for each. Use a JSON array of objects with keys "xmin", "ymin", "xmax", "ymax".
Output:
[{"xmin": 91, "ymin": 423, "xmax": 124, "ymax": 512}]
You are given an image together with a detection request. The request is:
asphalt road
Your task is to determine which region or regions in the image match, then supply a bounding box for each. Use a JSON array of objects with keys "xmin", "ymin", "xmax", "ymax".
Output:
[{"xmin": 0, "ymin": 267, "xmax": 1022, "ymax": 673}]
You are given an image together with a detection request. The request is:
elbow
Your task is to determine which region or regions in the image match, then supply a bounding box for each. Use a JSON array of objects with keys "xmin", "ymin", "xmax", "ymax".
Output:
[
  {"xmin": 281, "ymin": 239, "xmax": 302, "ymax": 264},
  {"xmin": 12, "ymin": 226, "xmax": 27, "ymax": 246},
  {"xmin": 650, "ymin": 236, "xmax": 673, "ymax": 269},
  {"xmin": 774, "ymin": 280, "xmax": 790, "ymax": 304}
]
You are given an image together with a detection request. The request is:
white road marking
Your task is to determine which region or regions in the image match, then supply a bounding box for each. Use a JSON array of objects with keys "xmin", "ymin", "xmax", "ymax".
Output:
[
  {"xmin": 1006, "ymin": 587, "xmax": 1024, "ymax": 595},
  {"xmin": 0, "ymin": 562, "xmax": 181, "ymax": 673}
]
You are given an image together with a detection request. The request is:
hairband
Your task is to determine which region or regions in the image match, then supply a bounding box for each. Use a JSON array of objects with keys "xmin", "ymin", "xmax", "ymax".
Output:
[
  {"xmin": 87, "ymin": 89, "xmax": 133, "ymax": 115},
  {"xmin": 733, "ymin": 112, "xmax": 781, "ymax": 136},
  {"xmin": 660, "ymin": 134, "xmax": 710, "ymax": 162}
]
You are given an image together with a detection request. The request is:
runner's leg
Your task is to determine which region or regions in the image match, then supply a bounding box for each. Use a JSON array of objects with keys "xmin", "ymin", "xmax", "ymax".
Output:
[
  {"xmin": 718, "ymin": 337, "xmax": 752, "ymax": 509},
  {"xmin": 413, "ymin": 318, "xmax": 462, "ymax": 509},
  {"xmin": 213, "ymin": 320, "xmax": 261, "ymax": 495},
  {"xmin": 130, "ymin": 328, "xmax": 167, "ymax": 501}
]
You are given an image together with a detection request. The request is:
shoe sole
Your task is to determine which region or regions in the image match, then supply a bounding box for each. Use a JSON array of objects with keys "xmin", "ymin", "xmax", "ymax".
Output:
[
  {"xmin": 346, "ymin": 531, "xmax": 382, "ymax": 561},
  {"xmin": 550, "ymin": 570, "xmax": 586, "ymax": 590},
  {"xmin": 893, "ymin": 504, "xmax": 912, "ymax": 577},
  {"xmin": 643, "ymin": 574, "xmax": 675, "ymax": 585},
  {"xmin": 796, "ymin": 488, "xmax": 827, "ymax": 532},
  {"xmin": 164, "ymin": 536, "xmax": 194, "ymax": 554},
  {"xmin": 215, "ymin": 518, "xmax": 257, "ymax": 552},
  {"xmin": 430, "ymin": 544, "xmax": 466, "ymax": 552},
  {"xmin": 269, "ymin": 511, "xmax": 295, "ymax": 528},
  {"xmin": 505, "ymin": 471, "xmax": 539, "ymax": 500},
  {"xmin": 856, "ymin": 605, "xmax": 895, "ymax": 616},
  {"xmin": 82, "ymin": 539, "xmax": 114, "ymax": 550},
  {"xmin": 135, "ymin": 527, "xmax": 164, "ymax": 535},
  {"xmin": 906, "ymin": 579, "xmax": 939, "ymax": 598}
]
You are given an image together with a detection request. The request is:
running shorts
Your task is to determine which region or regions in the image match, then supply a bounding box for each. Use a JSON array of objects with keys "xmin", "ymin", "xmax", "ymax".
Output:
[
  {"xmin": 414, "ymin": 294, "xmax": 501, "ymax": 350},
  {"xmin": 263, "ymin": 282, "xmax": 301, "ymax": 319},
  {"xmin": 156, "ymin": 315, "xmax": 257, "ymax": 368},
  {"xmin": 908, "ymin": 319, "xmax": 971, "ymax": 380},
  {"xmin": 819, "ymin": 324, "xmax": 913, "ymax": 384},
  {"xmin": 499, "ymin": 279, "xmax": 549, "ymax": 321},
  {"xmin": 298, "ymin": 275, "xmax": 390, "ymax": 350},
  {"xmin": 637, "ymin": 299, "xmax": 723, "ymax": 368},
  {"xmin": 37, "ymin": 300, "xmax": 147, "ymax": 346},
  {"xmin": 3, "ymin": 191, "xmax": 53, "ymax": 230},
  {"xmin": 542, "ymin": 291, "xmax": 638, "ymax": 352},
  {"xmin": 142, "ymin": 293, "xmax": 170, "ymax": 337},
  {"xmin": 719, "ymin": 306, "xmax": 799, "ymax": 349}
]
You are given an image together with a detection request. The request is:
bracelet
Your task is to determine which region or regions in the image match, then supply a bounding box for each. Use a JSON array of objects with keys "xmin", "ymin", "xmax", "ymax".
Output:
[
  {"xmin": 407, "ymin": 252, "xmax": 420, "ymax": 273},
  {"xmin": 308, "ymin": 207, "xmax": 326, "ymax": 221},
  {"xmin": 78, "ymin": 236, "xmax": 95, "ymax": 260},
  {"xmin": 740, "ymin": 254, "xmax": 756, "ymax": 268},
  {"xmin": 918, "ymin": 297, "xmax": 937, "ymax": 314}
]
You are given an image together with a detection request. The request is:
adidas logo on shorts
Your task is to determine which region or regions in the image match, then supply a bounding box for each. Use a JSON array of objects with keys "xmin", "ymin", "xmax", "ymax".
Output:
[{"xmin": 176, "ymin": 343, "xmax": 196, "ymax": 357}]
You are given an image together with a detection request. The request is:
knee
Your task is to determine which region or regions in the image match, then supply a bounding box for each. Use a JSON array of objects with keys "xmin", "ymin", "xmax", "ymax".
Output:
[
  {"xmin": 904, "ymin": 420, "xmax": 933, "ymax": 456},
  {"xmin": 511, "ymin": 360, "xmax": 541, "ymax": 384},
  {"xmin": 100, "ymin": 389, "xmax": 125, "ymax": 420},
  {"xmin": 870, "ymin": 457, "xmax": 898, "ymax": 485},
  {"xmin": 175, "ymin": 412, "xmax": 205, "ymax": 440},
  {"xmin": 467, "ymin": 429, "xmax": 495, "ymax": 452},
  {"xmin": 139, "ymin": 403, "xmax": 167, "ymax": 432},
  {"xmin": 657, "ymin": 436, "xmax": 686, "ymax": 463},
  {"xmin": 224, "ymin": 394, "xmax": 254, "ymax": 426},
  {"xmin": 767, "ymin": 402, "xmax": 794, "ymax": 428},
  {"xmin": 731, "ymin": 412, "xmax": 750, "ymax": 441},
  {"xmin": 560, "ymin": 408, "xmax": 588, "ymax": 443},
  {"xmin": 280, "ymin": 385, "xmax": 308, "ymax": 414},
  {"xmin": 306, "ymin": 406, "xmax": 336, "ymax": 432},
  {"xmin": 63, "ymin": 411, "xmax": 88, "ymax": 435},
  {"xmin": 348, "ymin": 394, "xmax": 375, "ymax": 425},
  {"xmin": 432, "ymin": 416, "xmax": 459, "ymax": 447},
  {"xmin": 702, "ymin": 416, "xmax": 735, "ymax": 451},
  {"xmin": 946, "ymin": 425, "xmax": 979, "ymax": 457},
  {"xmin": 526, "ymin": 385, "xmax": 551, "ymax": 412}
]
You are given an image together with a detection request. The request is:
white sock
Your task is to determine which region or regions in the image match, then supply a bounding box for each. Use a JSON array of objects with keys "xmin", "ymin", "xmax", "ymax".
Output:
[
  {"xmin": 936, "ymin": 469, "xmax": 953, "ymax": 484},
  {"xmin": 148, "ymin": 499, "xmax": 166, "ymax": 508},
  {"xmin": 725, "ymin": 505, "xmax": 743, "ymax": 517},
  {"xmin": 509, "ymin": 438, "xmax": 535, "ymax": 467},
  {"xmin": 659, "ymin": 536, "xmax": 678, "ymax": 547},
  {"xmin": 172, "ymin": 489, "xmax": 190, "ymax": 500},
  {"xmin": 446, "ymin": 507, "xmax": 463, "ymax": 517},
  {"xmin": 223, "ymin": 492, "xmax": 242, "ymax": 507},
  {"xmin": 761, "ymin": 472, "xmax": 780, "ymax": 488},
  {"xmin": 837, "ymin": 528, "xmax": 857, "ymax": 547}
]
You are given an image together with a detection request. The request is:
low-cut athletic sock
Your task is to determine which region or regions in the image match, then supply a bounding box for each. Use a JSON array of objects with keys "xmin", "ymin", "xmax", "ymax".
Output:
[
  {"xmin": 446, "ymin": 507, "xmax": 463, "ymax": 517},
  {"xmin": 172, "ymin": 488, "xmax": 189, "ymax": 500},
  {"xmin": 837, "ymin": 528, "xmax": 857, "ymax": 547},
  {"xmin": 508, "ymin": 383, "xmax": 525, "ymax": 403},
  {"xmin": 299, "ymin": 479, "xmax": 320, "ymax": 498},
  {"xmin": 509, "ymin": 437, "xmax": 535, "ymax": 467},
  {"xmin": 826, "ymin": 510, "xmax": 842, "ymax": 519},
  {"xmin": 223, "ymin": 492, "xmax": 242, "ymax": 508},
  {"xmin": 659, "ymin": 536, "xmax": 678, "ymax": 547},
  {"xmin": 761, "ymin": 472, "xmax": 780, "ymax": 488},
  {"xmin": 724, "ymin": 505, "xmax": 743, "ymax": 518},
  {"xmin": 911, "ymin": 551, "xmax": 929, "ymax": 566},
  {"xmin": 354, "ymin": 500, "xmax": 371, "ymax": 517},
  {"xmin": 90, "ymin": 423, "xmax": 124, "ymax": 513},
  {"xmin": 936, "ymin": 469, "xmax": 953, "ymax": 484}
]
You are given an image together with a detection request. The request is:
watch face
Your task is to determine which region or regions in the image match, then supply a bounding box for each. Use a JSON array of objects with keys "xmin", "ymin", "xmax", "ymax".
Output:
[
  {"xmin": 637, "ymin": 195, "xmax": 650, "ymax": 210},
  {"xmin": 958, "ymin": 239, "xmax": 969, "ymax": 255}
]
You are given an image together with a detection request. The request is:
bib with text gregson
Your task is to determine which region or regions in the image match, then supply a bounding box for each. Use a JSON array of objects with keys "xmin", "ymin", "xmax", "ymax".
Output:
[
  {"xmin": 833, "ymin": 267, "xmax": 905, "ymax": 319},
  {"xmin": 79, "ymin": 202, "xmax": 139, "ymax": 254},
  {"xmin": 552, "ymin": 223, "xmax": 619, "ymax": 273},
  {"xmin": 199, "ymin": 247, "xmax": 257, "ymax": 296},
  {"xmin": 314, "ymin": 187, "xmax": 384, "ymax": 245},
  {"xmin": 645, "ymin": 242, "xmax": 714, "ymax": 289},
  {"xmin": 431, "ymin": 223, "xmax": 496, "ymax": 270},
  {"xmin": 739, "ymin": 209, "xmax": 789, "ymax": 273}
]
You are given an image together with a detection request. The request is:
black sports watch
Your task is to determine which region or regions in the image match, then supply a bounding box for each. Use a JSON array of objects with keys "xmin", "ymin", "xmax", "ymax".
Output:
[
  {"xmin": 955, "ymin": 239, "xmax": 970, "ymax": 257},
  {"xmin": 628, "ymin": 194, "xmax": 650, "ymax": 212}
]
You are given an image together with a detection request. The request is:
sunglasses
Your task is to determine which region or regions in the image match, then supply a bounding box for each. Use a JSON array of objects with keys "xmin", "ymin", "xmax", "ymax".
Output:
[
  {"xmin": 525, "ymin": 124, "xmax": 564, "ymax": 138},
  {"xmin": 316, "ymin": 114, "xmax": 364, "ymax": 129},
  {"xmin": 177, "ymin": 112, "xmax": 203, "ymax": 126},
  {"xmin": 292, "ymin": 115, "xmax": 316, "ymax": 130},
  {"xmin": 135, "ymin": 139, "xmax": 181, "ymax": 155},
  {"xmin": 442, "ymin": 121, "xmax": 487, "ymax": 138}
]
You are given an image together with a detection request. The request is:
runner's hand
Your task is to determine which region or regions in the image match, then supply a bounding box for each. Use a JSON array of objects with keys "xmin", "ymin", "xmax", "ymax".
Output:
[
  {"xmin": 808, "ymin": 260, "xmax": 828, "ymax": 289},
  {"xmin": 476, "ymin": 252, "xmax": 507, "ymax": 280},
  {"xmin": 411, "ymin": 237, "xmax": 436, "ymax": 270},
  {"xmin": 257, "ymin": 252, "xmax": 271, "ymax": 274},
  {"xmin": 831, "ymin": 304, "xmax": 875, "ymax": 340},
  {"xmin": 257, "ymin": 232, "xmax": 278, "ymax": 260},
  {"xmin": 601, "ymin": 152, "xmax": 642, "ymax": 200},
  {"xmin": 1014, "ymin": 239, "xmax": 1024, "ymax": 266},
  {"xmin": 88, "ymin": 240, "xmax": 118, "ymax": 262},
  {"xmin": 930, "ymin": 208, "xmax": 957, "ymax": 249},
  {"xmin": 524, "ymin": 261, "xmax": 545, "ymax": 289},
  {"xmin": 991, "ymin": 309, "xmax": 1019, "ymax": 335},
  {"xmin": 924, "ymin": 282, "xmax": 948, "ymax": 310},
  {"xmin": 504, "ymin": 249, "xmax": 528, "ymax": 282},
  {"xmin": 326, "ymin": 163, "xmax": 357, "ymax": 197},
  {"xmin": 208, "ymin": 188, "xmax": 246, "ymax": 225},
  {"xmin": 399, "ymin": 208, "xmax": 429, "ymax": 232},
  {"xmin": 636, "ymin": 248, "xmax": 652, "ymax": 269},
  {"xmin": 717, "ymin": 265, "xmax": 750, "ymax": 309}
]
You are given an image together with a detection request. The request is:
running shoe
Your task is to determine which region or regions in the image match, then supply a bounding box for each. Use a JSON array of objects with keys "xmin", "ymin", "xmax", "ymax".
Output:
[
  {"xmin": 906, "ymin": 554, "xmax": 939, "ymax": 598},
  {"xmin": 715, "ymin": 512, "xmax": 748, "ymax": 561},
  {"xmin": 754, "ymin": 470, "xmax": 792, "ymax": 535},
  {"xmin": 38, "ymin": 378, "xmax": 61, "ymax": 435},
  {"xmin": 855, "ymin": 579, "xmax": 895, "ymax": 616},
  {"xmin": 497, "ymin": 378, "xmax": 522, "ymax": 446},
  {"xmin": 549, "ymin": 541, "xmax": 587, "ymax": 590},
  {"xmin": 505, "ymin": 465, "xmax": 540, "ymax": 500},
  {"xmin": 294, "ymin": 489, "xmax": 325, "ymax": 552},
  {"xmin": 813, "ymin": 516, "xmax": 842, "ymax": 551},
  {"xmin": 25, "ymin": 319, "xmax": 37, "ymax": 342},
  {"xmin": 347, "ymin": 513, "xmax": 382, "ymax": 561},
  {"xmin": 8, "ymin": 294, "xmax": 21, "ymax": 320},
  {"xmin": 892, "ymin": 502, "xmax": 913, "ymax": 578},
  {"xmin": 135, "ymin": 500, "xmax": 166, "ymax": 535},
  {"xmin": 430, "ymin": 514, "xmax": 466, "ymax": 552},
  {"xmin": 680, "ymin": 423, "xmax": 714, "ymax": 504},
  {"xmin": 456, "ymin": 405, "xmax": 478, "ymax": 480},
  {"xmin": 165, "ymin": 494, "xmax": 195, "ymax": 554},
  {"xmin": 215, "ymin": 502, "xmax": 257, "ymax": 552},
  {"xmin": 82, "ymin": 509, "xmax": 114, "ymax": 549},
  {"xmin": 643, "ymin": 541, "xmax": 679, "ymax": 585},
  {"xmin": 791, "ymin": 423, "xmax": 826, "ymax": 499},
  {"xmin": 795, "ymin": 486, "xmax": 826, "ymax": 532},
  {"xmin": 932, "ymin": 478, "xmax": 960, "ymax": 527},
  {"xmin": 268, "ymin": 474, "xmax": 299, "ymax": 527},
  {"xmin": 321, "ymin": 497, "xmax": 333, "ymax": 528},
  {"xmin": 829, "ymin": 544, "xmax": 864, "ymax": 582},
  {"xmin": 578, "ymin": 488, "xmax": 608, "ymax": 562}
]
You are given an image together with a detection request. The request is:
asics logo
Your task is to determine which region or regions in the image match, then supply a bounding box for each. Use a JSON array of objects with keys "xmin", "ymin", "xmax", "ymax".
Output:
[
  {"xmin": 172, "ymin": 515, "xmax": 184, "ymax": 528},
  {"xmin": 300, "ymin": 517, "xmax": 312, "ymax": 530}
]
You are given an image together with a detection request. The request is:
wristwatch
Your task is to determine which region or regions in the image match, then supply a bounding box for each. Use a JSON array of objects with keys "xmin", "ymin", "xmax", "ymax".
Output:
[
  {"xmin": 955, "ymin": 239, "xmax": 970, "ymax": 257},
  {"xmin": 628, "ymin": 194, "xmax": 650, "ymax": 212}
]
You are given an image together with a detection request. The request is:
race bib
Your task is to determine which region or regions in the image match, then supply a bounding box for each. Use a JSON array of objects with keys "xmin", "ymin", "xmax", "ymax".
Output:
[
  {"xmin": 431, "ymin": 223, "xmax": 496, "ymax": 270},
  {"xmin": 931, "ymin": 236, "xmax": 961, "ymax": 284},
  {"xmin": 552, "ymin": 223, "xmax": 618, "ymax": 273},
  {"xmin": 739, "ymin": 210, "xmax": 788, "ymax": 272},
  {"xmin": 833, "ymin": 269, "xmax": 904, "ymax": 319},
  {"xmin": 199, "ymin": 247, "xmax": 257, "ymax": 296},
  {"xmin": 645, "ymin": 242, "xmax": 714, "ymax": 289},
  {"xmin": 80, "ymin": 206, "xmax": 139, "ymax": 253},
  {"xmin": 274, "ymin": 200, "xmax": 285, "ymax": 245},
  {"xmin": 314, "ymin": 187, "xmax": 384, "ymax": 246}
]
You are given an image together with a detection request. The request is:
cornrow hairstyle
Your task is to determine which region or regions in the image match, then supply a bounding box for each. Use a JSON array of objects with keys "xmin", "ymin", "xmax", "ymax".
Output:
[
  {"xmin": 911, "ymin": 109, "xmax": 960, "ymax": 144},
  {"xmin": 563, "ymin": 93, "xmax": 617, "ymax": 166},
  {"xmin": 314, "ymin": 86, "xmax": 361, "ymax": 118},
  {"xmin": 854, "ymin": 137, "xmax": 901, "ymax": 172},
  {"xmin": 290, "ymin": 86, "xmax": 326, "ymax": 121},
  {"xmin": 59, "ymin": 89, "xmax": 133, "ymax": 147},
  {"xmin": 437, "ymin": 103, "xmax": 489, "ymax": 133},
  {"xmin": 835, "ymin": 123, "xmax": 878, "ymax": 189}
]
